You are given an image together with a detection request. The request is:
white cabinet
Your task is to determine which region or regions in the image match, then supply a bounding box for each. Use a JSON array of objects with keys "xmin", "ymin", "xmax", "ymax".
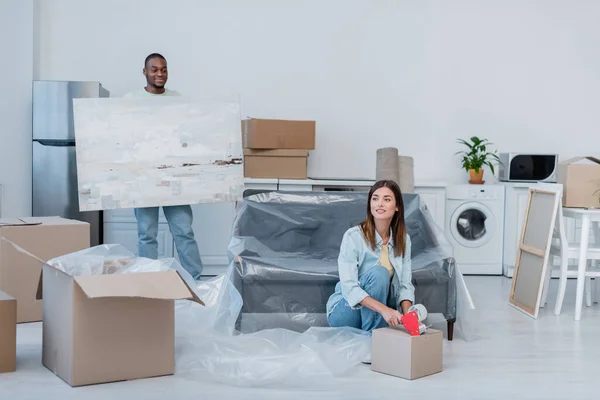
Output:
[
  {"xmin": 183, "ymin": 203, "xmax": 236, "ymax": 276},
  {"xmin": 104, "ymin": 208, "xmax": 168, "ymax": 224},
  {"xmin": 503, "ymin": 184, "xmax": 531, "ymax": 277},
  {"xmin": 414, "ymin": 186, "xmax": 446, "ymax": 231},
  {"xmin": 103, "ymin": 222, "xmax": 174, "ymax": 258}
]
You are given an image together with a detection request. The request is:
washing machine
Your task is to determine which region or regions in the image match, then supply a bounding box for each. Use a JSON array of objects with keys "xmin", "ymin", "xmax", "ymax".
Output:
[{"xmin": 445, "ymin": 184, "xmax": 505, "ymax": 275}]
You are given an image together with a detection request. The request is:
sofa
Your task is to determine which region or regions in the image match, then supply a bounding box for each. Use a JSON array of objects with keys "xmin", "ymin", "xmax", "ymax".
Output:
[{"xmin": 227, "ymin": 190, "xmax": 457, "ymax": 340}]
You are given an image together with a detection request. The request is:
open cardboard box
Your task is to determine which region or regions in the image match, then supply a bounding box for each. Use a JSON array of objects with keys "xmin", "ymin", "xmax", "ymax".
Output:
[{"xmin": 5, "ymin": 239, "xmax": 204, "ymax": 387}]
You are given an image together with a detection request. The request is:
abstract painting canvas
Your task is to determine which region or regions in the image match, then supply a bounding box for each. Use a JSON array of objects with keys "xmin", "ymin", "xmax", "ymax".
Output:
[{"xmin": 73, "ymin": 96, "xmax": 243, "ymax": 211}]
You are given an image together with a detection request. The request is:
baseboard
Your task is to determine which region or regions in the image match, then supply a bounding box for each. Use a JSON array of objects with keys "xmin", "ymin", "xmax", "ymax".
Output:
[
  {"xmin": 458, "ymin": 263, "xmax": 503, "ymax": 275},
  {"xmin": 504, "ymin": 264, "xmax": 577, "ymax": 279}
]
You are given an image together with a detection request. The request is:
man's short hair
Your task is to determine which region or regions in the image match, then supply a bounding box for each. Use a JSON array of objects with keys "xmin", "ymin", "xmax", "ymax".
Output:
[{"xmin": 144, "ymin": 53, "xmax": 166, "ymax": 68}]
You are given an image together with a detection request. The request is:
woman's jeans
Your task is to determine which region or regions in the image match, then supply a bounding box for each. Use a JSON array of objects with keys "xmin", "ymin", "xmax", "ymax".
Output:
[
  {"xmin": 327, "ymin": 265, "xmax": 390, "ymax": 332},
  {"xmin": 134, "ymin": 205, "xmax": 203, "ymax": 280}
]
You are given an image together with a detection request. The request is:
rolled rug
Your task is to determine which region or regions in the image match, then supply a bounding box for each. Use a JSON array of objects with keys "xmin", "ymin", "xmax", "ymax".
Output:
[
  {"xmin": 398, "ymin": 155, "xmax": 415, "ymax": 193},
  {"xmin": 376, "ymin": 147, "xmax": 400, "ymax": 184}
]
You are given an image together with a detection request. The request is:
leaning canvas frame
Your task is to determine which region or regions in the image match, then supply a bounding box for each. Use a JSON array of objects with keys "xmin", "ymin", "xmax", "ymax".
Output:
[{"xmin": 509, "ymin": 185, "xmax": 561, "ymax": 319}]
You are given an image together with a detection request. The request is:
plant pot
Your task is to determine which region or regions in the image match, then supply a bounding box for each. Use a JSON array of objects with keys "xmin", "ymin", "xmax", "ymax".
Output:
[{"xmin": 468, "ymin": 169, "xmax": 484, "ymax": 184}]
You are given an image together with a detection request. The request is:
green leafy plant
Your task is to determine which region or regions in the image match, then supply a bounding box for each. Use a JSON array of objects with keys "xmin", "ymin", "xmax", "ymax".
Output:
[{"xmin": 455, "ymin": 136, "xmax": 501, "ymax": 174}]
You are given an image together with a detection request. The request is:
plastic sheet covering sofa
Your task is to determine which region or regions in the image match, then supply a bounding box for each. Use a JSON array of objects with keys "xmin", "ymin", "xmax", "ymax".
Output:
[{"xmin": 227, "ymin": 190, "xmax": 459, "ymax": 340}]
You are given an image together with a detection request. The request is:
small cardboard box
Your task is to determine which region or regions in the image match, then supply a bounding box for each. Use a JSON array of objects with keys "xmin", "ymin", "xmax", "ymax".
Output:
[
  {"xmin": 371, "ymin": 327, "xmax": 443, "ymax": 380},
  {"xmin": 242, "ymin": 118, "xmax": 316, "ymax": 149},
  {"xmin": 0, "ymin": 290, "xmax": 16, "ymax": 373},
  {"xmin": 34, "ymin": 261, "xmax": 205, "ymax": 387},
  {"xmin": 558, "ymin": 157, "xmax": 600, "ymax": 209},
  {"xmin": 244, "ymin": 148, "xmax": 308, "ymax": 179},
  {"xmin": 0, "ymin": 217, "xmax": 90, "ymax": 323}
]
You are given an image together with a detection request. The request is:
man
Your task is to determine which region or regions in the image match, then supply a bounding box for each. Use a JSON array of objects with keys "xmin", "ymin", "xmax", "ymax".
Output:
[{"xmin": 123, "ymin": 53, "xmax": 203, "ymax": 280}]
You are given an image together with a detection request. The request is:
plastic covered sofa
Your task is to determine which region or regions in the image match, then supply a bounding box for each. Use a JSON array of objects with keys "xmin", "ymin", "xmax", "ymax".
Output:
[{"xmin": 227, "ymin": 190, "xmax": 458, "ymax": 340}]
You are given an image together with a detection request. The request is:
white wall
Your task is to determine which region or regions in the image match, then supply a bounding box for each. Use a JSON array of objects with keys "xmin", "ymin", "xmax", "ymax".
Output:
[
  {"xmin": 0, "ymin": 0, "xmax": 33, "ymax": 217},
  {"xmin": 35, "ymin": 0, "xmax": 600, "ymax": 184}
]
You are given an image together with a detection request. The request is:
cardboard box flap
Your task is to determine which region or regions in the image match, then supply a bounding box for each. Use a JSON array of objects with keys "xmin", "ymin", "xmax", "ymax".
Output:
[
  {"xmin": 72, "ymin": 270, "xmax": 192, "ymax": 301},
  {"xmin": 73, "ymin": 270, "xmax": 203, "ymax": 302},
  {"xmin": 0, "ymin": 237, "xmax": 49, "ymax": 301},
  {"xmin": 0, "ymin": 218, "xmax": 42, "ymax": 227},
  {"xmin": 0, "ymin": 290, "xmax": 15, "ymax": 301},
  {"xmin": 561, "ymin": 156, "xmax": 600, "ymax": 165}
]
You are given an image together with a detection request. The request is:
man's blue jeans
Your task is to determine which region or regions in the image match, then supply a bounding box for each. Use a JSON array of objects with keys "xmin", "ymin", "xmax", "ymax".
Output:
[
  {"xmin": 134, "ymin": 205, "xmax": 203, "ymax": 280},
  {"xmin": 327, "ymin": 265, "xmax": 390, "ymax": 332}
]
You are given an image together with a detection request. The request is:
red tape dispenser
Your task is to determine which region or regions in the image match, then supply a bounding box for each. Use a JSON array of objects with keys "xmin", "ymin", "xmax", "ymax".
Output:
[{"xmin": 400, "ymin": 304, "xmax": 428, "ymax": 336}]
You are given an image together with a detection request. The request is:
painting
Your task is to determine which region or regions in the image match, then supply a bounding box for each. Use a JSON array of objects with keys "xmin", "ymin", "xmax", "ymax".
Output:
[{"xmin": 72, "ymin": 96, "xmax": 243, "ymax": 211}]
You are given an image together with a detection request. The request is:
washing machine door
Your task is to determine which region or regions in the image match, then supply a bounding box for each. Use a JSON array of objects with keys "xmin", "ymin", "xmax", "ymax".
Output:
[{"xmin": 450, "ymin": 201, "xmax": 496, "ymax": 248}]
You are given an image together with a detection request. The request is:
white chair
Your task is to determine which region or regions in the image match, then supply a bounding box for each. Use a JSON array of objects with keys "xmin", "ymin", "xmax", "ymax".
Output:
[{"xmin": 540, "ymin": 204, "xmax": 600, "ymax": 320}]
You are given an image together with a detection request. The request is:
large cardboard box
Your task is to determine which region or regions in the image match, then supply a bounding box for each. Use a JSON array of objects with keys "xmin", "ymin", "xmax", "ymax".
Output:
[
  {"xmin": 0, "ymin": 217, "xmax": 90, "ymax": 323},
  {"xmin": 34, "ymin": 258, "xmax": 204, "ymax": 387},
  {"xmin": 242, "ymin": 118, "xmax": 315, "ymax": 149},
  {"xmin": 371, "ymin": 327, "xmax": 443, "ymax": 380},
  {"xmin": 244, "ymin": 148, "xmax": 308, "ymax": 179},
  {"xmin": 558, "ymin": 157, "xmax": 600, "ymax": 209},
  {"xmin": 0, "ymin": 290, "xmax": 16, "ymax": 373}
]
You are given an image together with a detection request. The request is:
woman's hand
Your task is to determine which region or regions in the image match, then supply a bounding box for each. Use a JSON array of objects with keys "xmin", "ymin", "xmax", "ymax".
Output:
[{"xmin": 379, "ymin": 307, "xmax": 403, "ymax": 327}]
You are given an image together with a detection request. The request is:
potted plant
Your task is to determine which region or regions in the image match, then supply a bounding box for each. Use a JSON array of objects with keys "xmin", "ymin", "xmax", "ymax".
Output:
[{"xmin": 455, "ymin": 136, "xmax": 501, "ymax": 184}]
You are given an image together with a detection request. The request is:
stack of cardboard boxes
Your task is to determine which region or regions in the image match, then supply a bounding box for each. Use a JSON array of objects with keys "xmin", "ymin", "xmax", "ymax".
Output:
[{"xmin": 242, "ymin": 118, "xmax": 316, "ymax": 179}]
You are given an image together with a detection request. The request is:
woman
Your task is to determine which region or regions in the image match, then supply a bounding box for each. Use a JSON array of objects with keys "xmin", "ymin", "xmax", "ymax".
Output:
[{"xmin": 326, "ymin": 179, "xmax": 415, "ymax": 332}]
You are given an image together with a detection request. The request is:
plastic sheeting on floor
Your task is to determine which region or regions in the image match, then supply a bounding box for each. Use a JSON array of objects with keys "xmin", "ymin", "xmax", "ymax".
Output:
[{"xmin": 31, "ymin": 238, "xmax": 475, "ymax": 389}]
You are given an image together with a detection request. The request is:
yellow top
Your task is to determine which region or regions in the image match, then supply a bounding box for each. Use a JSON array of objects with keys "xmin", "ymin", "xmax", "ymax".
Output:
[{"xmin": 380, "ymin": 244, "xmax": 394, "ymax": 277}]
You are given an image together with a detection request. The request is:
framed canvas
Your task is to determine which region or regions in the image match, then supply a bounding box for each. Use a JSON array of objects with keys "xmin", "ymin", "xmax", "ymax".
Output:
[
  {"xmin": 509, "ymin": 186, "xmax": 561, "ymax": 318},
  {"xmin": 72, "ymin": 96, "xmax": 243, "ymax": 211}
]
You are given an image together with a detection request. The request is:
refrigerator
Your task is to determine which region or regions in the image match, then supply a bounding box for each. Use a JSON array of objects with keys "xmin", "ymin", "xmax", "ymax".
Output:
[{"xmin": 32, "ymin": 80, "xmax": 110, "ymax": 247}]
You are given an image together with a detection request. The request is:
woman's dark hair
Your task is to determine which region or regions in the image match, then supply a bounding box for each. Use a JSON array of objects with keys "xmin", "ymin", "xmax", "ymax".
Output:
[{"xmin": 359, "ymin": 179, "xmax": 406, "ymax": 257}]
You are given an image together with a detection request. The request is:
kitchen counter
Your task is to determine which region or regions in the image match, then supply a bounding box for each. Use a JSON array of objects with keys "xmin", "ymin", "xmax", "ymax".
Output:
[{"xmin": 278, "ymin": 178, "xmax": 448, "ymax": 188}]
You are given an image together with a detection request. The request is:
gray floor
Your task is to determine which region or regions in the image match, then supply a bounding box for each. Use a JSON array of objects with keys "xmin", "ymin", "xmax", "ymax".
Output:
[{"xmin": 1, "ymin": 276, "xmax": 599, "ymax": 399}]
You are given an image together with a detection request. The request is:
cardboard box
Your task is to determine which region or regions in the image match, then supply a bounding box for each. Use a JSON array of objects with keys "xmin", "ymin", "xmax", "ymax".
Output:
[
  {"xmin": 0, "ymin": 290, "xmax": 16, "ymax": 373},
  {"xmin": 371, "ymin": 327, "xmax": 443, "ymax": 380},
  {"xmin": 242, "ymin": 118, "xmax": 316, "ymax": 149},
  {"xmin": 244, "ymin": 148, "xmax": 308, "ymax": 179},
  {"xmin": 35, "ymin": 259, "xmax": 204, "ymax": 387},
  {"xmin": 0, "ymin": 217, "xmax": 90, "ymax": 323},
  {"xmin": 558, "ymin": 157, "xmax": 600, "ymax": 209}
]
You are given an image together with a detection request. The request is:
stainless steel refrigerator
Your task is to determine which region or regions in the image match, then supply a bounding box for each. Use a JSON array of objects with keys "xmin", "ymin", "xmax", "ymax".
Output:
[{"xmin": 32, "ymin": 80, "xmax": 110, "ymax": 246}]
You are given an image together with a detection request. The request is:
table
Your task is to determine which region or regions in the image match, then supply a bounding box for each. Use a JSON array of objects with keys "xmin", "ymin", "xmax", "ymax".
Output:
[{"xmin": 561, "ymin": 207, "xmax": 600, "ymax": 320}]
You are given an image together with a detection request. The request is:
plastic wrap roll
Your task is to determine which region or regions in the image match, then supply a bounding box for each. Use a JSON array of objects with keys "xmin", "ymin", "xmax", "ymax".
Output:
[
  {"xmin": 398, "ymin": 155, "xmax": 415, "ymax": 193},
  {"xmin": 376, "ymin": 147, "xmax": 400, "ymax": 183}
]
